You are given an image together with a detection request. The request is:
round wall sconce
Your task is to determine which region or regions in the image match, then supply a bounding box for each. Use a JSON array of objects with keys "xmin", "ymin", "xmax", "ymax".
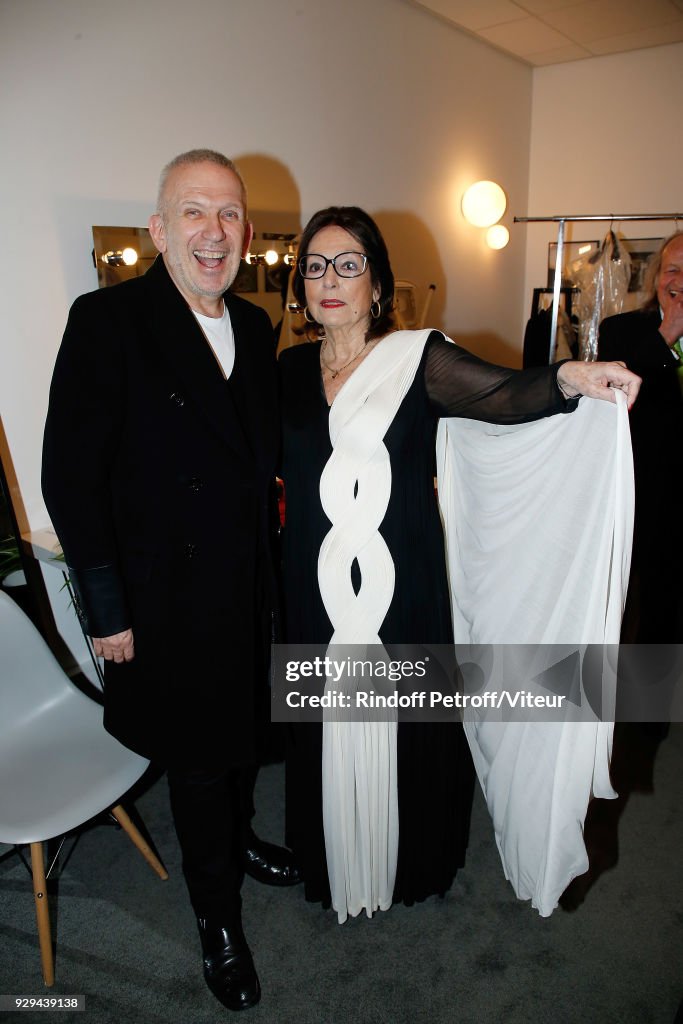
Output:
[
  {"xmin": 461, "ymin": 181, "xmax": 507, "ymax": 228},
  {"xmin": 486, "ymin": 225, "xmax": 510, "ymax": 250}
]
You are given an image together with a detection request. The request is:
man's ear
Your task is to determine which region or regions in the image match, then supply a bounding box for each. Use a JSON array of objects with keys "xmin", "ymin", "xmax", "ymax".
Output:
[
  {"xmin": 148, "ymin": 213, "xmax": 166, "ymax": 254},
  {"xmin": 241, "ymin": 221, "xmax": 254, "ymax": 259}
]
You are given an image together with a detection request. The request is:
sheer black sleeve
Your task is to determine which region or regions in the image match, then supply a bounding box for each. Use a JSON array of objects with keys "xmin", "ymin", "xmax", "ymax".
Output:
[{"xmin": 424, "ymin": 331, "xmax": 579, "ymax": 423}]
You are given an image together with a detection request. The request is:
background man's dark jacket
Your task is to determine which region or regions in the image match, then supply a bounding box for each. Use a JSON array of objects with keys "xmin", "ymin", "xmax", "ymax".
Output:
[{"xmin": 598, "ymin": 308, "xmax": 683, "ymax": 641}]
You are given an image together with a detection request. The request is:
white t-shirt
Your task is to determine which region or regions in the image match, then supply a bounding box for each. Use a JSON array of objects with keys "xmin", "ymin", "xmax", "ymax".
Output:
[{"xmin": 192, "ymin": 302, "xmax": 235, "ymax": 379}]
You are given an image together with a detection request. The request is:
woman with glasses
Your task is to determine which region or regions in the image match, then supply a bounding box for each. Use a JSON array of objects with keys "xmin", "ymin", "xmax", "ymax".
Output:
[{"xmin": 279, "ymin": 205, "xmax": 640, "ymax": 924}]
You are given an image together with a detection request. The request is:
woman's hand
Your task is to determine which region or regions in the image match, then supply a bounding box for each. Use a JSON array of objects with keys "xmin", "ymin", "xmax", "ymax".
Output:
[{"xmin": 556, "ymin": 360, "xmax": 641, "ymax": 411}]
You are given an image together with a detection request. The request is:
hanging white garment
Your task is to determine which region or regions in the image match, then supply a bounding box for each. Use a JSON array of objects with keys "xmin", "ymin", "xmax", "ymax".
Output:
[{"xmin": 436, "ymin": 389, "xmax": 633, "ymax": 915}]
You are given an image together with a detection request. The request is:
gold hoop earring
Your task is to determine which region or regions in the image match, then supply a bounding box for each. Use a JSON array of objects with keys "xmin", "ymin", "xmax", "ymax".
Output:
[
  {"xmin": 370, "ymin": 300, "xmax": 381, "ymax": 320},
  {"xmin": 304, "ymin": 306, "xmax": 316, "ymax": 323}
]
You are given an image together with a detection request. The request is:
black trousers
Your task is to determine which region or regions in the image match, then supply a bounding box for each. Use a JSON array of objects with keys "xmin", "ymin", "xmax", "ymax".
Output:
[{"xmin": 167, "ymin": 763, "xmax": 257, "ymax": 919}]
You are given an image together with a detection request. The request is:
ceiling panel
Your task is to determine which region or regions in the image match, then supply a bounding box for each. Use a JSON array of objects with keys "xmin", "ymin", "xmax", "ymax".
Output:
[
  {"xmin": 407, "ymin": 0, "xmax": 683, "ymax": 64},
  {"xmin": 517, "ymin": 0, "xmax": 588, "ymax": 12},
  {"xmin": 525, "ymin": 41, "xmax": 593, "ymax": 62},
  {"xmin": 477, "ymin": 15, "xmax": 574, "ymax": 55},
  {"xmin": 542, "ymin": 0, "xmax": 682, "ymax": 42},
  {"xmin": 588, "ymin": 17, "xmax": 683, "ymax": 52},
  {"xmin": 411, "ymin": 0, "xmax": 526, "ymax": 30}
]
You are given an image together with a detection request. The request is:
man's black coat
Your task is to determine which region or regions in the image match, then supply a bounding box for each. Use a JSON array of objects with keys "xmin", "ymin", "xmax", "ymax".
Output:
[{"xmin": 43, "ymin": 256, "xmax": 279, "ymax": 762}]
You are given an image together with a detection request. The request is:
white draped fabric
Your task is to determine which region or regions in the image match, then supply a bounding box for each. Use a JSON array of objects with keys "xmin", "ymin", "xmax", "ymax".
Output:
[
  {"xmin": 318, "ymin": 329, "xmax": 633, "ymax": 922},
  {"xmin": 436, "ymin": 386, "xmax": 633, "ymax": 915}
]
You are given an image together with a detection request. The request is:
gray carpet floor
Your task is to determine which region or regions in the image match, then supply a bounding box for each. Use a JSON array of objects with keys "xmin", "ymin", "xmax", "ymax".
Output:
[{"xmin": 1, "ymin": 724, "xmax": 681, "ymax": 1024}]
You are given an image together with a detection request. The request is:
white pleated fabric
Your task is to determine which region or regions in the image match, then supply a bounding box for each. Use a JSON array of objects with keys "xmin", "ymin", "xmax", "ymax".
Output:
[
  {"xmin": 436, "ymin": 389, "xmax": 634, "ymax": 915},
  {"xmin": 318, "ymin": 330, "xmax": 431, "ymax": 922}
]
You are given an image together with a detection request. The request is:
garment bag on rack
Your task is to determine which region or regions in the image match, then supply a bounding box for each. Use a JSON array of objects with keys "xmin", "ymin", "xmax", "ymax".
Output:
[{"xmin": 574, "ymin": 231, "xmax": 631, "ymax": 361}]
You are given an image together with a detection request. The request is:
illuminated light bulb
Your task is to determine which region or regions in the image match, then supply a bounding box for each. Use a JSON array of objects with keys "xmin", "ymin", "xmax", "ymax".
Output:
[
  {"xmin": 461, "ymin": 181, "xmax": 507, "ymax": 228},
  {"xmin": 121, "ymin": 247, "xmax": 138, "ymax": 266},
  {"xmin": 264, "ymin": 249, "xmax": 279, "ymax": 266},
  {"xmin": 486, "ymin": 225, "xmax": 510, "ymax": 250},
  {"xmin": 245, "ymin": 252, "xmax": 255, "ymax": 265}
]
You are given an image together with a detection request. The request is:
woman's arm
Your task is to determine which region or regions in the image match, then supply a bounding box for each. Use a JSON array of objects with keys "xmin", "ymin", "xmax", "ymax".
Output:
[{"xmin": 425, "ymin": 333, "xmax": 640, "ymax": 422}]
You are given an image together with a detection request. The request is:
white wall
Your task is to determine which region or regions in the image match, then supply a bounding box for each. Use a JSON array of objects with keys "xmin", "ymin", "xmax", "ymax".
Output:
[
  {"xmin": 524, "ymin": 43, "xmax": 683, "ymax": 336},
  {"xmin": 0, "ymin": 0, "xmax": 533, "ymax": 533}
]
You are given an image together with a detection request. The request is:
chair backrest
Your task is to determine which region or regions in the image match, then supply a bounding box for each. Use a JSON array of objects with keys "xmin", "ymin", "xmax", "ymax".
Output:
[
  {"xmin": 0, "ymin": 590, "xmax": 96, "ymax": 728},
  {"xmin": 394, "ymin": 280, "xmax": 418, "ymax": 331},
  {"xmin": 276, "ymin": 270, "xmax": 306, "ymax": 355}
]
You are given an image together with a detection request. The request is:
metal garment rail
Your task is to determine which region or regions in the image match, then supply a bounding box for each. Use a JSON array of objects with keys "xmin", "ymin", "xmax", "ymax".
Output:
[{"xmin": 514, "ymin": 213, "xmax": 683, "ymax": 361}]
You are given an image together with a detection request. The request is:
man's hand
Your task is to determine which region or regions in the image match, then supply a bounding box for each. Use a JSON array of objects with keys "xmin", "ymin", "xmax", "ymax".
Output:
[
  {"xmin": 557, "ymin": 360, "xmax": 641, "ymax": 411},
  {"xmin": 658, "ymin": 287, "xmax": 683, "ymax": 347},
  {"xmin": 92, "ymin": 629, "xmax": 135, "ymax": 662}
]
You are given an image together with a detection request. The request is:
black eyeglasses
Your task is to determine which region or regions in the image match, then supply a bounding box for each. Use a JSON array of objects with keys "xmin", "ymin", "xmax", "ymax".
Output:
[{"xmin": 298, "ymin": 251, "xmax": 369, "ymax": 280}]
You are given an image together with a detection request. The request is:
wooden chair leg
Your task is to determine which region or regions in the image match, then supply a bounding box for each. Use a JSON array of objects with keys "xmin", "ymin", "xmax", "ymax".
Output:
[
  {"xmin": 110, "ymin": 804, "xmax": 168, "ymax": 880},
  {"xmin": 30, "ymin": 842, "xmax": 54, "ymax": 987}
]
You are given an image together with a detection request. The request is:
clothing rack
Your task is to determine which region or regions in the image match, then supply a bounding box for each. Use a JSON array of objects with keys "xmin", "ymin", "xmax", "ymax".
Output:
[{"xmin": 514, "ymin": 213, "xmax": 683, "ymax": 361}]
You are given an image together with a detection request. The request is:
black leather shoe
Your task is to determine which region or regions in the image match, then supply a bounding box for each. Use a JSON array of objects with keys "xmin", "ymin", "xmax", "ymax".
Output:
[
  {"xmin": 243, "ymin": 833, "xmax": 302, "ymax": 887},
  {"xmin": 197, "ymin": 916, "xmax": 261, "ymax": 1012}
]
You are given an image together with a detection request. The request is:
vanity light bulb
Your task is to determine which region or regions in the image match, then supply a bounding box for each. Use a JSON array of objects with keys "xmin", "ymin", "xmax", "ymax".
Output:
[
  {"xmin": 121, "ymin": 247, "xmax": 138, "ymax": 266},
  {"xmin": 265, "ymin": 249, "xmax": 279, "ymax": 266}
]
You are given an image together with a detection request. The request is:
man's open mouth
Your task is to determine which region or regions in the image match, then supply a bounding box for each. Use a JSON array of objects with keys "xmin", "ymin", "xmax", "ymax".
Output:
[{"xmin": 194, "ymin": 250, "xmax": 227, "ymax": 268}]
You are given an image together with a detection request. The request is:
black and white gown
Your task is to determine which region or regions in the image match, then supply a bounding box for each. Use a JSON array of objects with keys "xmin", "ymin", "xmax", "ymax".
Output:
[{"xmin": 279, "ymin": 331, "xmax": 577, "ymax": 918}]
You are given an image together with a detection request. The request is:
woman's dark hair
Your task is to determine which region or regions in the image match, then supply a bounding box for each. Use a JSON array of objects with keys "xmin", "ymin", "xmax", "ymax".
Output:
[
  {"xmin": 293, "ymin": 206, "xmax": 395, "ymax": 342},
  {"xmin": 640, "ymin": 230, "xmax": 683, "ymax": 313}
]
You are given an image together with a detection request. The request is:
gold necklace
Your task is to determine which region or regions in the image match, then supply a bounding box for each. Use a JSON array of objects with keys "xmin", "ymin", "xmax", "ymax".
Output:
[{"xmin": 321, "ymin": 338, "xmax": 367, "ymax": 379}]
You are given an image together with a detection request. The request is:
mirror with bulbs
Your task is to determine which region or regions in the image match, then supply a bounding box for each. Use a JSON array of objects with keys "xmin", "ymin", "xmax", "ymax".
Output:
[
  {"xmin": 92, "ymin": 226, "xmax": 158, "ymax": 288},
  {"xmin": 92, "ymin": 225, "xmax": 301, "ymax": 327}
]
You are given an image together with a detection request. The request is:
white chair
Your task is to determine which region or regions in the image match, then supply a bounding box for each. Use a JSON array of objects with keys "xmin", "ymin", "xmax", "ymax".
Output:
[{"xmin": 0, "ymin": 590, "xmax": 168, "ymax": 986}]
